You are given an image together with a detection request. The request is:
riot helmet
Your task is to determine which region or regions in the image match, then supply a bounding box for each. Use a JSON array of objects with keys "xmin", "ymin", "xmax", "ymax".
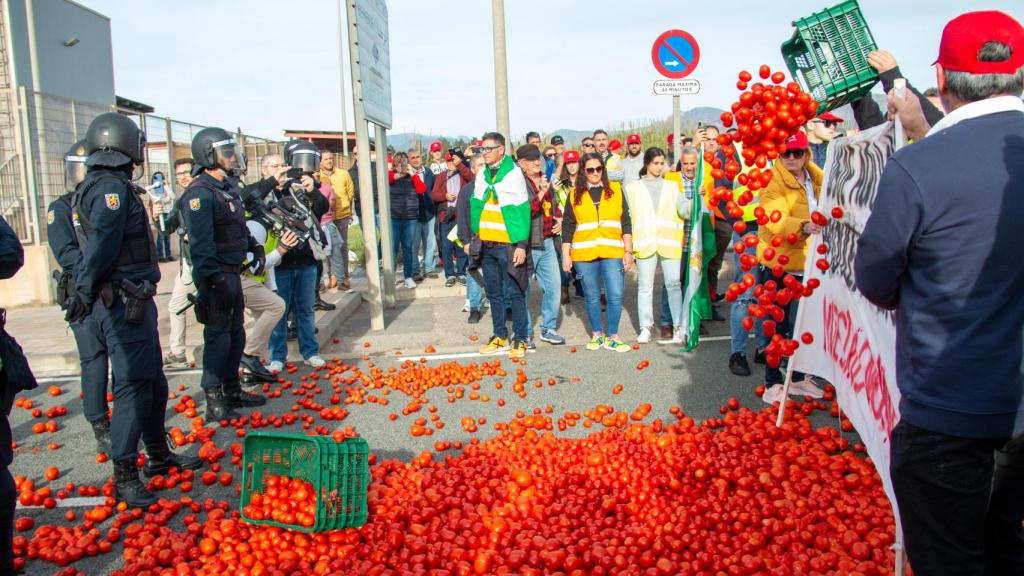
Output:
[
  {"xmin": 192, "ymin": 127, "xmax": 247, "ymax": 177},
  {"xmin": 284, "ymin": 140, "xmax": 321, "ymax": 175},
  {"xmin": 84, "ymin": 112, "xmax": 145, "ymax": 169},
  {"xmin": 64, "ymin": 139, "xmax": 88, "ymax": 192}
]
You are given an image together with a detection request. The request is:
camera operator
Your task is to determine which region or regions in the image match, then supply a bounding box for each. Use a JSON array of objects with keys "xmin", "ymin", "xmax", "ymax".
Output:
[
  {"xmin": 162, "ymin": 157, "xmax": 197, "ymax": 366},
  {"xmin": 46, "ymin": 139, "xmax": 111, "ymax": 453},
  {"xmin": 267, "ymin": 140, "xmax": 330, "ymax": 372},
  {"xmin": 238, "ymin": 154, "xmax": 297, "ymax": 383},
  {"xmin": 181, "ymin": 127, "xmax": 280, "ymax": 421}
]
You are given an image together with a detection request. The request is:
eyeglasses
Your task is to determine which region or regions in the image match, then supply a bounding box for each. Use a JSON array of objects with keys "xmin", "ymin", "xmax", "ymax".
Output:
[
  {"xmin": 544, "ymin": 153, "xmax": 556, "ymax": 159},
  {"xmin": 584, "ymin": 166, "xmax": 604, "ymax": 175},
  {"xmin": 813, "ymin": 120, "xmax": 838, "ymax": 128},
  {"xmin": 479, "ymin": 145, "xmax": 501, "ymax": 153},
  {"xmin": 266, "ymin": 163, "xmax": 286, "ymax": 170},
  {"xmin": 781, "ymin": 149, "xmax": 806, "ymax": 159},
  {"xmin": 174, "ymin": 170, "xmax": 191, "ymax": 177}
]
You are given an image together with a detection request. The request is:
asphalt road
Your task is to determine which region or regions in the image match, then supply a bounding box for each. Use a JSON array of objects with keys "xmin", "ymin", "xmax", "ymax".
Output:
[{"xmin": 10, "ymin": 289, "xmax": 856, "ymax": 574}]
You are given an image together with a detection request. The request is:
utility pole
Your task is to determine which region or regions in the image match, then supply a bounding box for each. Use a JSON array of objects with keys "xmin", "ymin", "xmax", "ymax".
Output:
[
  {"xmin": 492, "ymin": 0, "xmax": 510, "ymax": 139},
  {"xmin": 336, "ymin": 0, "xmax": 350, "ymax": 158}
]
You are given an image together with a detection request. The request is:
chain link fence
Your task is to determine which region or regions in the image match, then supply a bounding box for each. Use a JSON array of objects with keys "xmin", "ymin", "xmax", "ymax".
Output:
[{"xmin": 0, "ymin": 88, "xmax": 284, "ymax": 245}]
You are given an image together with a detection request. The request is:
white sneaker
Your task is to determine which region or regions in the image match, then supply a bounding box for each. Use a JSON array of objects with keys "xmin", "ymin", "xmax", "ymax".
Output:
[
  {"xmin": 404, "ymin": 278, "xmax": 417, "ymax": 289},
  {"xmin": 671, "ymin": 327, "xmax": 684, "ymax": 344},
  {"xmin": 462, "ymin": 299, "xmax": 471, "ymax": 313},
  {"xmin": 305, "ymin": 356, "xmax": 326, "ymax": 369},
  {"xmin": 267, "ymin": 361, "xmax": 284, "ymax": 373},
  {"xmin": 637, "ymin": 327, "xmax": 651, "ymax": 344}
]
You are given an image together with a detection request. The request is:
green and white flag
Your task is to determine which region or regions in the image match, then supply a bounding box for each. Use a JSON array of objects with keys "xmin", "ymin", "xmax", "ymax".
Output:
[
  {"xmin": 679, "ymin": 152, "xmax": 717, "ymax": 352},
  {"xmin": 469, "ymin": 155, "xmax": 532, "ymax": 244}
]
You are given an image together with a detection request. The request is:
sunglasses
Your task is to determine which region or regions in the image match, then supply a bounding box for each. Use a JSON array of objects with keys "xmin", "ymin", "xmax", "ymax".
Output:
[
  {"xmin": 544, "ymin": 153, "xmax": 556, "ymax": 159},
  {"xmin": 781, "ymin": 149, "xmax": 806, "ymax": 159},
  {"xmin": 584, "ymin": 166, "xmax": 604, "ymax": 175},
  {"xmin": 813, "ymin": 120, "xmax": 838, "ymax": 128},
  {"xmin": 582, "ymin": 143, "xmax": 595, "ymax": 148}
]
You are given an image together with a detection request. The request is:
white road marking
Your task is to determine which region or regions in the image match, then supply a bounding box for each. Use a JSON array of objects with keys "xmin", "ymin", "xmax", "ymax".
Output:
[
  {"xmin": 17, "ymin": 496, "xmax": 108, "ymax": 510},
  {"xmin": 34, "ymin": 368, "xmax": 203, "ymax": 384},
  {"xmin": 393, "ymin": 336, "xmax": 736, "ymax": 362}
]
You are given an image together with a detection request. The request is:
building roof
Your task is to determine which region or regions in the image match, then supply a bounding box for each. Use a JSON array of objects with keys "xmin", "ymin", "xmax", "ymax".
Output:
[{"xmin": 116, "ymin": 95, "xmax": 154, "ymax": 114}]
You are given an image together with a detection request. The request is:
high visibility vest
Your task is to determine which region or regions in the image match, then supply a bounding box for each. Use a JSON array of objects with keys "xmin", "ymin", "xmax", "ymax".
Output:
[
  {"xmin": 731, "ymin": 144, "xmax": 760, "ymax": 222},
  {"xmin": 249, "ymin": 231, "xmax": 278, "ymax": 284},
  {"xmin": 570, "ymin": 187, "xmax": 625, "ymax": 262},
  {"xmin": 625, "ymin": 179, "xmax": 685, "ymax": 260}
]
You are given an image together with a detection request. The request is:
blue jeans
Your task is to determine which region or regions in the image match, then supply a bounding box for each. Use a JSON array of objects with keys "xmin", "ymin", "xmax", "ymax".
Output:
[
  {"xmin": 269, "ymin": 265, "xmax": 319, "ymax": 362},
  {"xmin": 439, "ymin": 219, "xmax": 467, "ymax": 278},
  {"xmin": 391, "ymin": 218, "xmax": 418, "ymax": 280},
  {"xmin": 414, "ymin": 215, "xmax": 437, "ymax": 274},
  {"xmin": 531, "ymin": 238, "xmax": 560, "ymax": 332},
  {"xmin": 660, "ymin": 256, "xmax": 686, "ymax": 326},
  {"xmin": 575, "ymin": 257, "xmax": 625, "ymax": 336},
  {"xmin": 731, "ymin": 226, "xmax": 769, "ymax": 354},
  {"xmin": 481, "ymin": 244, "xmax": 527, "ymax": 340},
  {"xmin": 466, "ymin": 271, "xmax": 483, "ymax": 309}
]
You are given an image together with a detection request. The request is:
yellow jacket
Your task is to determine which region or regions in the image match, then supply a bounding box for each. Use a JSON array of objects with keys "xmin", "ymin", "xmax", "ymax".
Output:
[
  {"xmin": 321, "ymin": 168, "xmax": 356, "ymax": 219},
  {"xmin": 757, "ymin": 161, "xmax": 823, "ymax": 272}
]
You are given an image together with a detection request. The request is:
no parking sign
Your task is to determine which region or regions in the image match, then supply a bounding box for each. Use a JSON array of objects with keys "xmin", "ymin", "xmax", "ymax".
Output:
[{"xmin": 651, "ymin": 29, "xmax": 700, "ymax": 79}]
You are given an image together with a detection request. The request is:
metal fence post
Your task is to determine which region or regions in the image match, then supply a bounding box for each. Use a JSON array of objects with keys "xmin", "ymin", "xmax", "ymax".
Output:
[{"xmin": 16, "ymin": 87, "xmax": 39, "ymax": 244}]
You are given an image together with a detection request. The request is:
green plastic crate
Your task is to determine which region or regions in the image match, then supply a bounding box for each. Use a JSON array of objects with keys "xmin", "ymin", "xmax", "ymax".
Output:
[
  {"xmin": 781, "ymin": 0, "xmax": 879, "ymax": 114},
  {"xmin": 240, "ymin": 433, "xmax": 370, "ymax": 532}
]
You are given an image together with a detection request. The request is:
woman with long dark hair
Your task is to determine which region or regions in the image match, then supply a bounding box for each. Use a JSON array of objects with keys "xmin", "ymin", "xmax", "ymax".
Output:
[
  {"xmin": 624, "ymin": 147, "xmax": 691, "ymax": 344},
  {"xmin": 561, "ymin": 153, "xmax": 633, "ymax": 352},
  {"xmin": 553, "ymin": 150, "xmax": 582, "ymax": 301}
]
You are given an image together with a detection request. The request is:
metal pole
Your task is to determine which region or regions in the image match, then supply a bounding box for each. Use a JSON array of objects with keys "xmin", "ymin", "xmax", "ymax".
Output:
[
  {"xmin": 347, "ymin": 0, "xmax": 384, "ymax": 330},
  {"xmin": 337, "ymin": 0, "xmax": 350, "ymax": 159},
  {"xmin": 165, "ymin": 117, "xmax": 175, "ymax": 179},
  {"xmin": 491, "ymin": 0, "xmax": 510, "ymax": 139},
  {"xmin": 24, "ymin": 0, "xmax": 44, "ymax": 244},
  {"xmin": 374, "ymin": 124, "xmax": 395, "ymax": 308},
  {"xmin": 672, "ymin": 95, "xmax": 681, "ymax": 167}
]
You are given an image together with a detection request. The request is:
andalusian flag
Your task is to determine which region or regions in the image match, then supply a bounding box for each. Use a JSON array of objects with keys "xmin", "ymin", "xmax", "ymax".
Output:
[
  {"xmin": 470, "ymin": 155, "xmax": 532, "ymax": 244},
  {"xmin": 679, "ymin": 152, "xmax": 717, "ymax": 352}
]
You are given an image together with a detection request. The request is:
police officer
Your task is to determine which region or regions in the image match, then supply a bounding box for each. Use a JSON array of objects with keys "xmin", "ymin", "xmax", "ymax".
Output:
[
  {"xmin": 46, "ymin": 139, "xmax": 111, "ymax": 453},
  {"xmin": 181, "ymin": 127, "xmax": 282, "ymax": 421},
  {"xmin": 66, "ymin": 112, "xmax": 201, "ymax": 508}
]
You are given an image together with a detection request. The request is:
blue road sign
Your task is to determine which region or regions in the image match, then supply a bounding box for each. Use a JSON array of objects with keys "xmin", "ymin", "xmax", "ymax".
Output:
[{"xmin": 651, "ymin": 30, "xmax": 701, "ymax": 79}]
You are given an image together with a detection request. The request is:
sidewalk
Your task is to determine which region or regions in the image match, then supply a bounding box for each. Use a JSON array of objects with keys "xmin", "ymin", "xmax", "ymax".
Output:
[{"xmin": 7, "ymin": 260, "xmax": 364, "ymax": 376}]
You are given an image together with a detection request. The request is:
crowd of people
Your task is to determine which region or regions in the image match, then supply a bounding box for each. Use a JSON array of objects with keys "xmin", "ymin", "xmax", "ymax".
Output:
[{"xmin": 0, "ymin": 8, "xmax": 1014, "ymax": 576}]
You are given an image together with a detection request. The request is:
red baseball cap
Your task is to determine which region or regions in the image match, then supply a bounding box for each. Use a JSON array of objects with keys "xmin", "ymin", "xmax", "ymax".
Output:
[
  {"xmin": 444, "ymin": 152, "xmax": 453, "ymax": 161},
  {"xmin": 785, "ymin": 131, "xmax": 809, "ymax": 151},
  {"xmin": 563, "ymin": 150, "xmax": 580, "ymax": 163},
  {"xmin": 430, "ymin": 141, "xmax": 442, "ymax": 152},
  {"xmin": 608, "ymin": 139, "xmax": 622, "ymax": 151},
  {"xmin": 666, "ymin": 133, "xmax": 675, "ymax": 144},
  {"xmin": 626, "ymin": 134, "xmax": 641, "ymax": 144},
  {"xmin": 936, "ymin": 11, "xmax": 1024, "ymax": 74},
  {"xmin": 815, "ymin": 112, "xmax": 844, "ymax": 123},
  {"xmin": 473, "ymin": 139, "xmax": 483, "ymax": 147}
]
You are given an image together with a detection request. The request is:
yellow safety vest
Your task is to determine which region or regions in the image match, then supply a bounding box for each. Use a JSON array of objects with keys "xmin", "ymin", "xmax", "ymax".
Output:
[
  {"xmin": 477, "ymin": 194, "xmax": 510, "ymax": 243},
  {"xmin": 570, "ymin": 187, "xmax": 625, "ymax": 262},
  {"xmin": 250, "ymin": 231, "xmax": 278, "ymax": 284},
  {"xmin": 625, "ymin": 179, "xmax": 685, "ymax": 260}
]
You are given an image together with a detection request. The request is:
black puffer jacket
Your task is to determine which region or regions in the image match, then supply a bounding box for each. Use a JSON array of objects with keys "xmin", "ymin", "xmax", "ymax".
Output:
[{"xmin": 389, "ymin": 173, "xmax": 421, "ymax": 220}]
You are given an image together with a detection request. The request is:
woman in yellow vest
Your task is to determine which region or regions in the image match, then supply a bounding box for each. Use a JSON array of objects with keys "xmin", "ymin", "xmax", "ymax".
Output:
[
  {"xmin": 624, "ymin": 147, "xmax": 691, "ymax": 344},
  {"xmin": 561, "ymin": 153, "xmax": 634, "ymax": 352}
]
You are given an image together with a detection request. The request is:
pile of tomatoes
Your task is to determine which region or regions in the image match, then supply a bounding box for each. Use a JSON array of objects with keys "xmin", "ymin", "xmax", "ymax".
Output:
[
  {"xmin": 241, "ymin": 475, "xmax": 318, "ymax": 529},
  {"xmin": 99, "ymin": 399, "xmax": 897, "ymax": 576}
]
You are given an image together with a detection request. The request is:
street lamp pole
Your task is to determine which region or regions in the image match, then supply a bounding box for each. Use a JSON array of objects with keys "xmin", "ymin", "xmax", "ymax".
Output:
[{"xmin": 492, "ymin": 0, "xmax": 510, "ymax": 140}]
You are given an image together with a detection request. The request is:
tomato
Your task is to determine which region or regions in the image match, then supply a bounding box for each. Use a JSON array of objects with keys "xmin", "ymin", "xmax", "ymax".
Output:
[{"xmin": 758, "ymin": 64, "xmax": 771, "ymax": 79}]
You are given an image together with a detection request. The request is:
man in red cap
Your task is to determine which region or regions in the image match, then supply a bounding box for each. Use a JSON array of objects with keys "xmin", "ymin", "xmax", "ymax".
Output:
[
  {"xmin": 806, "ymin": 112, "xmax": 843, "ymax": 168},
  {"xmin": 428, "ymin": 141, "xmax": 445, "ymax": 176},
  {"xmin": 617, "ymin": 134, "xmax": 644, "ymax": 188},
  {"xmin": 856, "ymin": 10, "xmax": 1024, "ymax": 573}
]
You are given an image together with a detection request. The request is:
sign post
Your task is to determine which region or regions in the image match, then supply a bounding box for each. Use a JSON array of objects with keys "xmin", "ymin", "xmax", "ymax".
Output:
[
  {"xmin": 651, "ymin": 29, "xmax": 701, "ymax": 164},
  {"xmin": 346, "ymin": 0, "xmax": 393, "ymax": 330}
]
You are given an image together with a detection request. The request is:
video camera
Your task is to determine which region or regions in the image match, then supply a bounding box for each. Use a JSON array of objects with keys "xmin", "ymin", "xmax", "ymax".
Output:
[{"xmin": 240, "ymin": 185, "xmax": 315, "ymax": 244}]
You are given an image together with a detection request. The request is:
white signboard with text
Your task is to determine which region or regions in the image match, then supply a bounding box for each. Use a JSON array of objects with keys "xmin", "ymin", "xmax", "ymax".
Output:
[{"xmin": 353, "ymin": 0, "xmax": 393, "ymax": 129}]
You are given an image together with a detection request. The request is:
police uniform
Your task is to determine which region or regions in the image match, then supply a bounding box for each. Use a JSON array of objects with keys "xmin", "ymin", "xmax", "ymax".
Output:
[
  {"xmin": 72, "ymin": 168, "xmax": 167, "ymax": 464},
  {"xmin": 180, "ymin": 172, "xmax": 259, "ymax": 413},
  {"xmin": 46, "ymin": 194, "xmax": 111, "ymax": 448},
  {"xmin": 0, "ymin": 214, "xmax": 24, "ymax": 573}
]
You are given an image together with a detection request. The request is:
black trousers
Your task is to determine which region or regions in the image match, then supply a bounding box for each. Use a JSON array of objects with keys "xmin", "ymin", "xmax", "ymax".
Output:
[
  {"xmin": 69, "ymin": 315, "xmax": 111, "ymax": 423},
  {"xmin": 0, "ymin": 467, "xmax": 12, "ymax": 570},
  {"xmin": 200, "ymin": 273, "xmax": 245, "ymax": 391},
  {"xmin": 91, "ymin": 297, "xmax": 168, "ymax": 461},
  {"xmin": 891, "ymin": 419, "xmax": 1024, "ymax": 575}
]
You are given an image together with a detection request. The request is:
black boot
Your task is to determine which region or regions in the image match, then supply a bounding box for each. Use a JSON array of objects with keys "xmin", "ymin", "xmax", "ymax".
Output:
[
  {"xmin": 113, "ymin": 458, "xmax": 158, "ymax": 508},
  {"xmin": 204, "ymin": 386, "xmax": 239, "ymax": 421},
  {"xmin": 143, "ymin": 437, "xmax": 202, "ymax": 477},
  {"xmin": 223, "ymin": 380, "xmax": 266, "ymax": 408},
  {"xmin": 91, "ymin": 419, "xmax": 111, "ymax": 453},
  {"xmin": 240, "ymin": 353, "xmax": 276, "ymax": 383}
]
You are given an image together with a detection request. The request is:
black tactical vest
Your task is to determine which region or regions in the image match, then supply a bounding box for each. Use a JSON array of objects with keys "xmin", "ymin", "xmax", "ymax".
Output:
[
  {"xmin": 186, "ymin": 178, "xmax": 248, "ymax": 254},
  {"xmin": 72, "ymin": 176, "xmax": 157, "ymax": 273}
]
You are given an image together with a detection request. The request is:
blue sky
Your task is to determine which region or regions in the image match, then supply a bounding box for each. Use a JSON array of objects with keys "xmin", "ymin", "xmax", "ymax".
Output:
[{"xmin": 83, "ymin": 0, "xmax": 1022, "ymax": 139}]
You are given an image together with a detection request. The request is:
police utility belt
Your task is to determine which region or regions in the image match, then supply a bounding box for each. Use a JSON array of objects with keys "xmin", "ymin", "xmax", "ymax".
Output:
[{"xmin": 97, "ymin": 279, "xmax": 157, "ymax": 324}]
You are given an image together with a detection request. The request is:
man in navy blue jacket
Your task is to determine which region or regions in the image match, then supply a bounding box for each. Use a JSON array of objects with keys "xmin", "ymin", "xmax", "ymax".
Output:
[{"xmin": 855, "ymin": 11, "xmax": 1024, "ymax": 574}]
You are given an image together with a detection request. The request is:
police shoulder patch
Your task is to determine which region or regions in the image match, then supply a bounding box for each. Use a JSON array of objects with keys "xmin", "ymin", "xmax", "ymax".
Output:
[
  {"xmin": 189, "ymin": 198, "xmax": 201, "ymax": 211},
  {"xmin": 104, "ymin": 193, "xmax": 120, "ymax": 210},
  {"xmin": 46, "ymin": 210, "xmax": 54, "ymax": 225}
]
